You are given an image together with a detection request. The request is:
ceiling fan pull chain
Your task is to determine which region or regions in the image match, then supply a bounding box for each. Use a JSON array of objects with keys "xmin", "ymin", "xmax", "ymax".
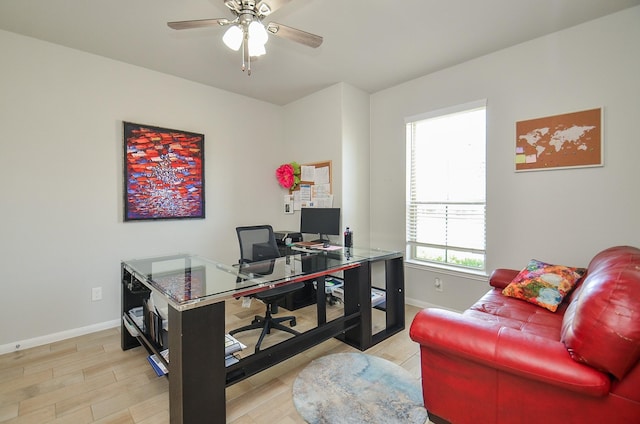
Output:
[
  {"xmin": 242, "ymin": 28, "xmax": 251, "ymax": 75},
  {"xmin": 241, "ymin": 35, "xmax": 246, "ymax": 72}
]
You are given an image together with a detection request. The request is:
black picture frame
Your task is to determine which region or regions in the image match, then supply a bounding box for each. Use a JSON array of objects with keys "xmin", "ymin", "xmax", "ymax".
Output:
[{"xmin": 123, "ymin": 121, "xmax": 205, "ymax": 221}]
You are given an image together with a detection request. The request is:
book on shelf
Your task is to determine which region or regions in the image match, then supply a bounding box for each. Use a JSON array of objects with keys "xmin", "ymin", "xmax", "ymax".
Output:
[
  {"xmin": 127, "ymin": 306, "xmax": 144, "ymax": 329},
  {"xmin": 147, "ymin": 349, "xmax": 169, "ymax": 376},
  {"xmin": 142, "ymin": 298, "xmax": 167, "ymax": 348},
  {"xmin": 313, "ymin": 277, "xmax": 344, "ymax": 294},
  {"xmin": 326, "ymin": 278, "xmax": 343, "ymax": 289},
  {"xmin": 122, "ymin": 314, "xmax": 140, "ymax": 337},
  {"xmin": 225, "ymin": 354, "xmax": 239, "ymax": 367},
  {"xmin": 147, "ymin": 335, "xmax": 246, "ymax": 376},
  {"xmin": 225, "ymin": 333, "xmax": 246, "ymax": 356},
  {"xmin": 371, "ymin": 288, "xmax": 386, "ymax": 308},
  {"xmin": 331, "ymin": 287, "xmax": 386, "ymax": 307}
]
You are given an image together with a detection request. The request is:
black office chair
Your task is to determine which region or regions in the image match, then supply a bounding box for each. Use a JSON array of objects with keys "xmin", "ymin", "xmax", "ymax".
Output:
[{"xmin": 229, "ymin": 225, "xmax": 305, "ymax": 352}]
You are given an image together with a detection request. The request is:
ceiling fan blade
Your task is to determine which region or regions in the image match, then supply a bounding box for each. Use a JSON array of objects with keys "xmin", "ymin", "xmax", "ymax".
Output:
[
  {"xmin": 223, "ymin": 0, "xmax": 241, "ymax": 13},
  {"xmin": 266, "ymin": 22, "xmax": 323, "ymax": 48},
  {"xmin": 167, "ymin": 18, "xmax": 231, "ymax": 30},
  {"xmin": 256, "ymin": 0, "xmax": 292, "ymax": 16}
]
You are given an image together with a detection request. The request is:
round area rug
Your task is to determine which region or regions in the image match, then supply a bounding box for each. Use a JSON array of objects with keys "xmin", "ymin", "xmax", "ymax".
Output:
[{"xmin": 292, "ymin": 352, "xmax": 428, "ymax": 424}]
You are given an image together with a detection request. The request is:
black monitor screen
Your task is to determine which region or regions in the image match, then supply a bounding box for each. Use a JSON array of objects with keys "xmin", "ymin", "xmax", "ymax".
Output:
[{"xmin": 300, "ymin": 208, "xmax": 341, "ymax": 241}]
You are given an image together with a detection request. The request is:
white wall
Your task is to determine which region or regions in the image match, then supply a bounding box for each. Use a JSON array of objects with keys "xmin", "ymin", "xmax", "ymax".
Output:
[
  {"xmin": 370, "ymin": 7, "xmax": 640, "ymax": 311},
  {"xmin": 0, "ymin": 30, "xmax": 284, "ymax": 349},
  {"xmin": 277, "ymin": 84, "xmax": 344, "ymax": 240},
  {"xmin": 278, "ymin": 83, "xmax": 371, "ymax": 246},
  {"xmin": 340, "ymin": 83, "xmax": 371, "ymax": 248}
]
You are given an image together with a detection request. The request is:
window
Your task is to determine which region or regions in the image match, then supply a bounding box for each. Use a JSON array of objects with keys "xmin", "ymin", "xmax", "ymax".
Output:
[{"xmin": 406, "ymin": 100, "xmax": 486, "ymax": 271}]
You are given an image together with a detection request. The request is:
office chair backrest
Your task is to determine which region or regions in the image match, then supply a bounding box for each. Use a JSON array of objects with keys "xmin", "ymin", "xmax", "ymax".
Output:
[{"xmin": 236, "ymin": 225, "xmax": 281, "ymax": 263}]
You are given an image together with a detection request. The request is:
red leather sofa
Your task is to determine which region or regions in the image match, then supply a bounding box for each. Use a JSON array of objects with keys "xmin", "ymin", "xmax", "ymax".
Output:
[{"xmin": 410, "ymin": 246, "xmax": 640, "ymax": 424}]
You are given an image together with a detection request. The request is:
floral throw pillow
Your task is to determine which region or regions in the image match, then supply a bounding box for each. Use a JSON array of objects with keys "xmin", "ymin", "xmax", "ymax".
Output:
[{"xmin": 502, "ymin": 259, "xmax": 586, "ymax": 312}]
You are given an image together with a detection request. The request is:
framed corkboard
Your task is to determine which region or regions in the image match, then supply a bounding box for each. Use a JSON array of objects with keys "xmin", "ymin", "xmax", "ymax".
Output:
[
  {"xmin": 515, "ymin": 108, "xmax": 602, "ymax": 172},
  {"xmin": 291, "ymin": 160, "xmax": 332, "ymax": 209}
]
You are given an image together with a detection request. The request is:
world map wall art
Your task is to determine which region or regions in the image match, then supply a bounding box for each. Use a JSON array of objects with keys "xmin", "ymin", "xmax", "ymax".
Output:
[
  {"xmin": 123, "ymin": 122, "xmax": 205, "ymax": 221},
  {"xmin": 515, "ymin": 108, "xmax": 602, "ymax": 172}
]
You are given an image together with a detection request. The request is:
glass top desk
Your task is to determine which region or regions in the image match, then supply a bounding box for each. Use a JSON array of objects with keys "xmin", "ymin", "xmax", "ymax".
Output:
[{"xmin": 121, "ymin": 247, "xmax": 404, "ymax": 424}]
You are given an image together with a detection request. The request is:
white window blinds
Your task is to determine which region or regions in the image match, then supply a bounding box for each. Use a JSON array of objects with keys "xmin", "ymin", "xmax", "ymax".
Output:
[{"xmin": 406, "ymin": 100, "xmax": 487, "ymax": 270}]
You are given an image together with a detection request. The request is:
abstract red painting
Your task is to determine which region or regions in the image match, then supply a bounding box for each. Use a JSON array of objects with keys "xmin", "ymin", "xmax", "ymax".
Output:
[{"xmin": 124, "ymin": 122, "xmax": 205, "ymax": 221}]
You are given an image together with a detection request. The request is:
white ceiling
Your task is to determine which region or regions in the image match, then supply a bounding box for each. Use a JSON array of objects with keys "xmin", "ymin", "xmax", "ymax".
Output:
[{"xmin": 1, "ymin": 0, "xmax": 638, "ymax": 105}]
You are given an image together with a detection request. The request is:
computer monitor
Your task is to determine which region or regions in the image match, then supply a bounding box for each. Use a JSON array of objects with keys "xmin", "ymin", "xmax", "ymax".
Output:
[{"xmin": 299, "ymin": 207, "xmax": 341, "ymax": 242}]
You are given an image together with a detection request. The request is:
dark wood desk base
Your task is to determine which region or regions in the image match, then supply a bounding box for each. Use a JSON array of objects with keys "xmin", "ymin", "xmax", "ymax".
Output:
[{"xmin": 121, "ymin": 253, "xmax": 404, "ymax": 424}]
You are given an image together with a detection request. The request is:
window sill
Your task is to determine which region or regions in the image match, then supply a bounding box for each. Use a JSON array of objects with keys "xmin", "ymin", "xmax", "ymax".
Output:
[{"xmin": 405, "ymin": 259, "xmax": 488, "ymax": 281}]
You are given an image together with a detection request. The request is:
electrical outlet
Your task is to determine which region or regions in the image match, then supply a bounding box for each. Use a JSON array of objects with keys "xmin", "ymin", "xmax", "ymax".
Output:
[
  {"xmin": 434, "ymin": 278, "xmax": 444, "ymax": 292},
  {"xmin": 92, "ymin": 287, "xmax": 103, "ymax": 301}
]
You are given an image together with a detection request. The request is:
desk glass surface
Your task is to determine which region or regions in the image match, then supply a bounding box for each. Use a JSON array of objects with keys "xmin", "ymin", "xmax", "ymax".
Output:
[{"xmin": 122, "ymin": 248, "xmax": 400, "ymax": 311}]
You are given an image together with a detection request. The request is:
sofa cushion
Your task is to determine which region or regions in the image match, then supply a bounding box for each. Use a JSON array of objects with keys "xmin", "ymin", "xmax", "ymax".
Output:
[
  {"xmin": 467, "ymin": 289, "xmax": 566, "ymax": 340},
  {"xmin": 502, "ymin": 259, "xmax": 586, "ymax": 312},
  {"xmin": 561, "ymin": 246, "xmax": 640, "ymax": 379}
]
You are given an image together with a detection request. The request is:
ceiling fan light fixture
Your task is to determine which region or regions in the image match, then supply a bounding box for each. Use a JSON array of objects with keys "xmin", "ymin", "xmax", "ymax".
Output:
[
  {"xmin": 167, "ymin": 0, "xmax": 323, "ymax": 75},
  {"xmin": 248, "ymin": 39, "xmax": 266, "ymax": 57},
  {"xmin": 222, "ymin": 25, "xmax": 243, "ymax": 51},
  {"xmin": 248, "ymin": 21, "xmax": 268, "ymax": 45}
]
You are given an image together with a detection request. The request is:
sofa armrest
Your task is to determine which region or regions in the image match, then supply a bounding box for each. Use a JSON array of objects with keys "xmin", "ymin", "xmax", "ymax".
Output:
[
  {"xmin": 489, "ymin": 268, "xmax": 519, "ymax": 289},
  {"xmin": 410, "ymin": 308, "xmax": 610, "ymax": 396}
]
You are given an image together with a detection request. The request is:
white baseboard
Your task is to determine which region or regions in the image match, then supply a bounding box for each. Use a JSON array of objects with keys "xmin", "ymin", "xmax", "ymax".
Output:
[
  {"xmin": 404, "ymin": 297, "xmax": 462, "ymax": 313},
  {"xmin": 1, "ymin": 300, "xmax": 457, "ymax": 355},
  {"xmin": 0, "ymin": 319, "xmax": 121, "ymax": 355}
]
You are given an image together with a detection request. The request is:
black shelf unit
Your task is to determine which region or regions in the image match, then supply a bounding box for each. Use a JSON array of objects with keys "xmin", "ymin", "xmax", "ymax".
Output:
[{"xmin": 120, "ymin": 251, "xmax": 404, "ymax": 424}]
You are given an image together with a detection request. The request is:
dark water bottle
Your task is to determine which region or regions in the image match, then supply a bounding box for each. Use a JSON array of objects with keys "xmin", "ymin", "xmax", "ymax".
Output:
[{"xmin": 344, "ymin": 227, "xmax": 353, "ymax": 248}]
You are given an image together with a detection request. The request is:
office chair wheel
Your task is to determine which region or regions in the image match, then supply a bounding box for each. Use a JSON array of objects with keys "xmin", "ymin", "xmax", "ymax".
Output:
[{"xmin": 290, "ymin": 318, "xmax": 297, "ymax": 327}]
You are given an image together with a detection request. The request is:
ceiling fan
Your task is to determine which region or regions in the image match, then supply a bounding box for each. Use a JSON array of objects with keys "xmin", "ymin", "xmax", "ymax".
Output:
[{"xmin": 168, "ymin": 0, "xmax": 323, "ymax": 75}]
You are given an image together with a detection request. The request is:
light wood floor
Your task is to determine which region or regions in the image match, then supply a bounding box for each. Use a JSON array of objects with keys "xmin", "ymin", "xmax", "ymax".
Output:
[{"xmin": 0, "ymin": 300, "xmax": 425, "ymax": 424}]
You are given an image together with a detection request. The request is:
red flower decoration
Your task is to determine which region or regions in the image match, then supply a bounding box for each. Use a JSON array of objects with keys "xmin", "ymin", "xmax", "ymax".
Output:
[
  {"xmin": 275, "ymin": 161, "xmax": 301, "ymax": 190},
  {"xmin": 276, "ymin": 163, "xmax": 295, "ymax": 189}
]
